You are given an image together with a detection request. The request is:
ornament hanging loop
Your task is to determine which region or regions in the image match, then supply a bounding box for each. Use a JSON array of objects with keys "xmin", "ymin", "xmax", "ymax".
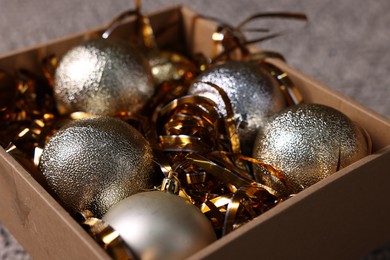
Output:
[
  {"xmin": 139, "ymin": 15, "xmax": 158, "ymax": 49},
  {"xmin": 160, "ymin": 171, "xmax": 180, "ymax": 195}
]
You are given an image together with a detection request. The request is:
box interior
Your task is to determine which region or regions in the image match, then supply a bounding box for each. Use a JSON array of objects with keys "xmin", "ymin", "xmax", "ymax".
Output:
[{"xmin": 0, "ymin": 5, "xmax": 389, "ymax": 259}]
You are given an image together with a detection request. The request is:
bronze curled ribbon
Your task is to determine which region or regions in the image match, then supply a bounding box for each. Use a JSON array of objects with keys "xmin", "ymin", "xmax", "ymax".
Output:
[
  {"xmin": 1, "ymin": 69, "xmax": 63, "ymax": 167},
  {"xmin": 192, "ymin": 12, "xmax": 306, "ymax": 106},
  {"xmin": 201, "ymin": 12, "xmax": 308, "ymax": 62},
  {"xmin": 184, "ymin": 153, "xmax": 283, "ymax": 235},
  {"xmin": 151, "ymin": 75, "xmax": 290, "ymax": 236},
  {"xmin": 210, "ymin": 12, "xmax": 307, "ymax": 105},
  {"xmin": 258, "ymin": 62, "xmax": 304, "ymax": 106},
  {"xmin": 77, "ymin": 210, "xmax": 137, "ymax": 260},
  {"xmin": 192, "ymin": 81, "xmax": 242, "ymax": 154},
  {"xmin": 236, "ymin": 12, "xmax": 308, "ymax": 44}
]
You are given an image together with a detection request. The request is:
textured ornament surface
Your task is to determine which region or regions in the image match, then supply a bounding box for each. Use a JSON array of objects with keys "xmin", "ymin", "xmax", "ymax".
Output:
[
  {"xmin": 253, "ymin": 104, "xmax": 370, "ymax": 195},
  {"xmin": 188, "ymin": 61, "xmax": 285, "ymax": 154},
  {"xmin": 103, "ymin": 191, "xmax": 217, "ymax": 260},
  {"xmin": 54, "ymin": 39, "xmax": 155, "ymax": 115},
  {"xmin": 39, "ymin": 116, "xmax": 157, "ymax": 218},
  {"xmin": 145, "ymin": 50, "xmax": 195, "ymax": 84}
]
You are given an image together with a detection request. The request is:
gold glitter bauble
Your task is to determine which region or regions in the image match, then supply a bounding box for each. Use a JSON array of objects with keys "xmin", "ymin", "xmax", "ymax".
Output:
[
  {"xmin": 39, "ymin": 116, "xmax": 159, "ymax": 218},
  {"xmin": 188, "ymin": 61, "xmax": 286, "ymax": 155},
  {"xmin": 103, "ymin": 191, "xmax": 217, "ymax": 260},
  {"xmin": 253, "ymin": 104, "xmax": 370, "ymax": 195},
  {"xmin": 54, "ymin": 39, "xmax": 155, "ymax": 115},
  {"xmin": 145, "ymin": 50, "xmax": 196, "ymax": 84}
]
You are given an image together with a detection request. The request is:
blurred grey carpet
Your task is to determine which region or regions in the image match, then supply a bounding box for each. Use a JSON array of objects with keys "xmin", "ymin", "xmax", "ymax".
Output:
[{"xmin": 0, "ymin": 0, "xmax": 389, "ymax": 259}]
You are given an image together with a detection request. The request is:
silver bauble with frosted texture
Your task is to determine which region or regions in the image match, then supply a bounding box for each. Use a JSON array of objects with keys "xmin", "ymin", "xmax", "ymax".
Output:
[
  {"xmin": 54, "ymin": 39, "xmax": 155, "ymax": 115},
  {"xmin": 103, "ymin": 191, "xmax": 217, "ymax": 260},
  {"xmin": 188, "ymin": 61, "xmax": 286, "ymax": 155},
  {"xmin": 39, "ymin": 116, "xmax": 159, "ymax": 218},
  {"xmin": 253, "ymin": 104, "xmax": 370, "ymax": 195}
]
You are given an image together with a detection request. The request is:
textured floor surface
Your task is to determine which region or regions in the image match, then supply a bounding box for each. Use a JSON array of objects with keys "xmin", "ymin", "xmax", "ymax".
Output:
[{"xmin": 0, "ymin": 0, "xmax": 389, "ymax": 259}]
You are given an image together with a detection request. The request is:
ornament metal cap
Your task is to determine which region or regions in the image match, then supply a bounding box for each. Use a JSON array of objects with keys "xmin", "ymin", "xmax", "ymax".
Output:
[{"xmin": 160, "ymin": 171, "xmax": 180, "ymax": 195}]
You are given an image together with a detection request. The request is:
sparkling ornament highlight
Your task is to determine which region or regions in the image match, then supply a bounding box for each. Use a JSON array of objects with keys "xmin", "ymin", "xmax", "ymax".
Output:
[
  {"xmin": 39, "ymin": 116, "xmax": 158, "ymax": 218},
  {"xmin": 188, "ymin": 61, "xmax": 286, "ymax": 154},
  {"xmin": 54, "ymin": 39, "xmax": 155, "ymax": 115},
  {"xmin": 253, "ymin": 104, "xmax": 370, "ymax": 195},
  {"xmin": 103, "ymin": 191, "xmax": 217, "ymax": 260},
  {"xmin": 145, "ymin": 50, "xmax": 196, "ymax": 85}
]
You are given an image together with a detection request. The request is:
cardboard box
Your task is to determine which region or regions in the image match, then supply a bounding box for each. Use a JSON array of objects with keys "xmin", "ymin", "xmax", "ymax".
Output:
[{"xmin": 1, "ymin": 5, "xmax": 389, "ymax": 259}]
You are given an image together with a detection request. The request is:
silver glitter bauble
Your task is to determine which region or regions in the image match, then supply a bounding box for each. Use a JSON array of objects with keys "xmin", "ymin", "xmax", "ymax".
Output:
[
  {"xmin": 188, "ymin": 61, "xmax": 286, "ymax": 155},
  {"xmin": 253, "ymin": 104, "xmax": 370, "ymax": 195},
  {"xmin": 103, "ymin": 191, "xmax": 217, "ymax": 260},
  {"xmin": 54, "ymin": 39, "xmax": 155, "ymax": 115},
  {"xmin": 39, "ymin": 116, "xmax": 158, "ymax": 218}
]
